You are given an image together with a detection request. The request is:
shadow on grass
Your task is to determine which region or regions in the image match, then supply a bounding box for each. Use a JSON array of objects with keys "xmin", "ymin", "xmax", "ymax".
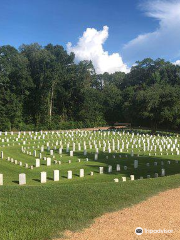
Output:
[
  {"xmin": 47, "ymin": 177, "xmax": 53, "ymax": 181},
  {"xmin": 33, "ymin": 179, "xmax": 41, "ymax": 182},
  {"xmin": 12, "ymin": 180, "xmax": 19, "ymax": 184},
  {"xmin": 73, "ymin": 173, "xmax": 79, "ymax": 177},
  {"xmin": 61, "ymin": 176, "xmax": 67, "ymax": 179}
]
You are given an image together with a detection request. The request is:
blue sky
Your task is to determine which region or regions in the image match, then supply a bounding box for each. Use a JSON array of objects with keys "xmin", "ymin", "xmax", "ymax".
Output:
[{"xmin": 1, "ymin": 0, "xmax": 180, "ymax": 73}]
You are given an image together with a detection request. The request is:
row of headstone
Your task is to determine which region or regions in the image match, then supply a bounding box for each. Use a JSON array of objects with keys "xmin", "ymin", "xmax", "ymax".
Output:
[
  {"xmin": 113, "ymin": 170, "xmax": 166, "ymax": 183},
  {"xmin": 98, "ymin": 164, "xmax": 133, "ymax": 174},
  {"xmin": 12, "ymin": 169, "xmax": 90, "ymax": 185},
  {"xmin": 114, "ymin": 175, "xmax": 134, "ymax": 183},
  {"xmin": 8, "ymin": 130, "xmax": 179, "ymax": 152},
  {"xmin": 0, "ymin": 167, "xmax": 166, "ymax": 186},
  {"xmin": 41, "ymin": 169, "xmax": 87, "ymax": 183}
]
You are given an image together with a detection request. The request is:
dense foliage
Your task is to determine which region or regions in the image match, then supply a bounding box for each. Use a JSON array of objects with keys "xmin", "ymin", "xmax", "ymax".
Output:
[{"xmin": 0, "ymin": 43, "xmax": 180, "ymax": 131}]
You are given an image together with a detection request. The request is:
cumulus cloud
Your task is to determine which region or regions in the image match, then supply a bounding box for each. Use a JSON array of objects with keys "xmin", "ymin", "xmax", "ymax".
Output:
[
  {"xmin": 174, "ymin": 60, "xmax": 180, "ymax": 66},
  {"xmin": 67, "ymin": 26, "xmax": 129, "ymax": 74},
  {"xmin": 122, "ymin": 0, "xmax": 180, "ymax": 65}
]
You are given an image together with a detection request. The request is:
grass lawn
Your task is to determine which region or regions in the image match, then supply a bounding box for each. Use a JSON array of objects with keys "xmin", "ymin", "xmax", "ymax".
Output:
[{"xmin": 0, "ymin": 130, "xmax": 180, "ymax": 240}]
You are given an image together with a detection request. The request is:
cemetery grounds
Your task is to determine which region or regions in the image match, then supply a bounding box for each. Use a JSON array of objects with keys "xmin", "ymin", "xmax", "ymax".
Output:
[{"xmin": 1, "ymin": 129, "xmax": 180, "ymax": 240}]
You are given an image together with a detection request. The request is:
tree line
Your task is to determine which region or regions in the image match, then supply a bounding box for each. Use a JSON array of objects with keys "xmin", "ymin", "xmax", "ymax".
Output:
[{"xmin": 0, "ymin": 43, "xmax": 180, "ymax": 132}]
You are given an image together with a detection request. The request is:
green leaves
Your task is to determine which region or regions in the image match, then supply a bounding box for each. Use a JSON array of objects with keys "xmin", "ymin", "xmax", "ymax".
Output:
[{"xmin": 0, "ymin": 45, "xmax": 180, "ymax": 131}]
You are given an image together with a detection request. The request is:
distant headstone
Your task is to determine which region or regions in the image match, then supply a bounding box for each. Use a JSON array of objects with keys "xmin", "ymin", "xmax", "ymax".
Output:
[
  {"xmin": 134, "ymin": 160, "xmax": 138, "ymax": 168},
  {"xmin": 161, "ymin": 169, "xmax": 165, "ymax": 177},
  {"xmin": 130, "ymin": 175, "xmax": 134, "ymax": 181},
  {"xmin": 99, "ymin": 167, "xmax": 103, "ymax": 174},
  {"xmin": 94, "ymin": 153, "xmax": 98, "ymax": 160},
  {"xmin": 114, "ymin": 178, "xmax": 119, "ymax": 183},
  {"xmin": 154, "ymin": 173, "xmax": 158, "ymax": 178},
  {"xmin": 108, "ymin": 165, "xmax": 112, "ymax": 173},
  {"xmin": 47, "ymin": 158, "xmax": 51, "ymax": 166},
  {"xmin": 122, "ymin": 177, "xmax": 126, "ymax": 182},
  {"xmin": 116, "ymin": 164, "xmax": 120, "ymax": 171}
]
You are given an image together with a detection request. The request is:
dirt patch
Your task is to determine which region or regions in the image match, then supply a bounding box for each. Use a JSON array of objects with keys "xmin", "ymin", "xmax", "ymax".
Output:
[{"xmin": 56, "ymin": 188, "xmax": 180, "ymax": 240}]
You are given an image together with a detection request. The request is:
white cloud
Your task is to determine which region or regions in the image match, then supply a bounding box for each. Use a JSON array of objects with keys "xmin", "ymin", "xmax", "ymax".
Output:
[
  {"xmin": 123, "ymin": 0, "xmax": 180, "ymax": 64},
  {"xmin": 174, "ymin": 60, "xmax": 180, "ymax": 66},
  {"xmin": 67, "ymin": 26, "xmax": 129, "ymax": 74}
]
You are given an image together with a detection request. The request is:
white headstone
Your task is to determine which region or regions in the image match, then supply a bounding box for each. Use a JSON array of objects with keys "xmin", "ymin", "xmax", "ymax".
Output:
[
  {"xmin": 41, "ymin": 172, "xmax": 47, "ymax": 183},
  {"xmin": 161, "ymin": 169, "xmax": 165, "ymax": 177},
  {"xmin": 94, "ymin": 153, "xmax": 98, "ymax": 160},
  {"xmin": 116, "ymin": 164, "xmax": 120, "ymax": 171},
  {"xmin": 99, "ymin": 167, "xmax": 103, "ymax": 174},
  {"xmin": 68, "ymin": 170, "xmax": 72, "ymax": 179},
  {"xmin": 36, "ymin": 159, "xmax": 40, "ymax": 167},
  {"xmin": 122, "ymin": 177, "xmax": 126, "ymax": 182},
  {"xmin": 0, "ymin": 174, "xmax": 3, "ymax": 185},
  {"xmin": 80, "ymin": 169, "xmax": 84, "ymax": 177},
  {"xmin": 108, "ymin": 165, "xmax": 112, "ymax": 173},
  {"xmin": 53, "ymin": 170, "xmax": 59, "ymax": 181},
  {"xmin": 19, "ymin": 173, "xmax": 26, "ymax": 185},
  {"xmin": 114, "ymin": 178, "xmax": 119, "ymax": 183},
  {"xmin": 33, "ymin": 150, "xmax": 36, "ymax": 157},
  {"xmin": 47, "ymin": 158, "xmax": 51, "ymax": 166},
  {"xmin": 130, "ymin": 175, "xmax": 134, "ymax": 181}
]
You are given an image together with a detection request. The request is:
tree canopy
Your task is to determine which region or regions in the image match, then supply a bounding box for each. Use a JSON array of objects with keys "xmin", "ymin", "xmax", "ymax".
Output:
[{"xmin": 0, "ymin": 43, "xmax": 180, "ymax": 131}]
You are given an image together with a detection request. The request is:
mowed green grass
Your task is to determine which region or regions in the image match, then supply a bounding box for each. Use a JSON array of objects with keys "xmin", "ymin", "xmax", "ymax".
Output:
[
  {"xmin": 1, "ymin": 176, "xmax": 180, "ymax": 240},
  {"xmin": 0, "ymin": 131, "xmax": 180, "ymax": 240}
]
